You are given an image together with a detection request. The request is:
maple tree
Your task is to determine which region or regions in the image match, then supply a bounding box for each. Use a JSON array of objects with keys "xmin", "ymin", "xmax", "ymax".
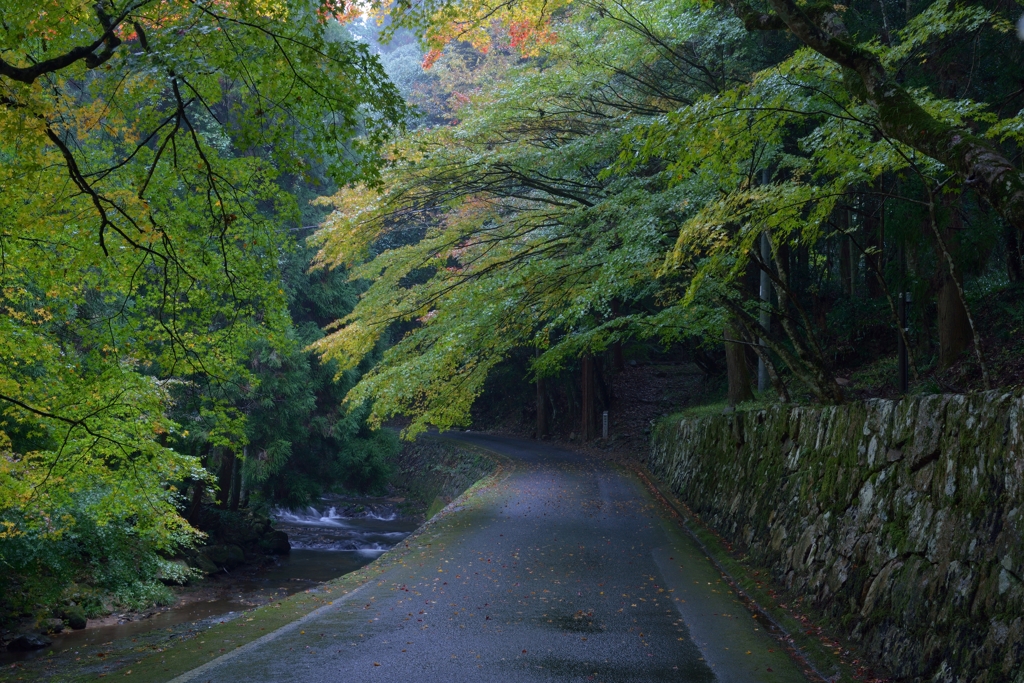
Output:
[
  {"xmin": 0, "ymin": 0, "xmax": 404, "ymax": 617},
  {"xmin": 5, "ymin": 0, "xmax": 1024, "ymax": 626},
  {"xmin": 377, "ymin": 0, "xmax": 1024, "ymax": 241},
  {"xmin": 313, "ymin": 0, "xmax": 1024, "ymax": 437}
]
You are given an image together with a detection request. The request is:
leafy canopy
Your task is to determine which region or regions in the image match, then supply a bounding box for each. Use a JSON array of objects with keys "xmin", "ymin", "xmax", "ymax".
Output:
[
  {"xmin": 0, "ymin": 0, "xmax": 404, "ymax": 612},
  {"xmin": 312, "ymin": 0, "xmax": 1024, "ymax": 427}
]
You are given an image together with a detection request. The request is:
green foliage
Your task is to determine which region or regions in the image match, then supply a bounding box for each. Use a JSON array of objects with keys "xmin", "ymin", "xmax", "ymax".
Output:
[
  {"xmin": 0, "ymin": 0, "xmax": 405, "ymax": 622},
  {"xmin": 224, "ymin": 245, "xmax": 399, "ymax": 508},
  {"xmin": 312, "ymin": 3, "xmax": 739, "ymax": 434},
  {"xmin": 313, "ymin": 0, "xmax": 1024, "ymax": 427},
  {"xmin": 1, "ymin": 491, "xmax": 184, "ymax": 619}
]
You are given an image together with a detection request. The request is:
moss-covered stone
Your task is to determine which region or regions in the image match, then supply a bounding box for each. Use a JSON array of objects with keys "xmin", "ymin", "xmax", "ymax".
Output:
[{"xmin": 63, "ymin": 606, "xmax": 87, "ymax": 630}]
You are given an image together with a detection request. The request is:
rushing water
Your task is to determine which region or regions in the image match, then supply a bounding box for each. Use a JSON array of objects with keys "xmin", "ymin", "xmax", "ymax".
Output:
[
  {"xmin": 273, "ymin": 499, "xmax": 417, "ymax": 552},
  {"xmin": 1, "ymin": 499, "xmax": 417, "ymax": 662}
]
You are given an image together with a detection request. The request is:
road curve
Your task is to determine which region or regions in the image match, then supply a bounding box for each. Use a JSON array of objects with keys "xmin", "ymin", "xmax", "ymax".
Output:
[{"xmin": 171, "ymin": 434, "xmax": 807, "ymax": 682}]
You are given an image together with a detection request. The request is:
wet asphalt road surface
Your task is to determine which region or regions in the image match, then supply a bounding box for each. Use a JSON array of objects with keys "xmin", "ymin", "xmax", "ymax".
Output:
[{"xmin": 171, "ymin": 434, "xmax": 807, "ymax": 682}]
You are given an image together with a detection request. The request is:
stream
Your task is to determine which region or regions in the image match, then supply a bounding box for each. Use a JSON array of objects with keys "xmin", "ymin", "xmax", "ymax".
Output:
[{"xmin": 1, "ymin": 499, "xmax": 419, "ymax": 663}]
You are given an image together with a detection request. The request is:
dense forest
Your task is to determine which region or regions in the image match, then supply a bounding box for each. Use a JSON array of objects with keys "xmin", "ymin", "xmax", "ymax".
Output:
[{"xmin": 3, "ymin": 0, "xmax": 1024, "ymax": 631}]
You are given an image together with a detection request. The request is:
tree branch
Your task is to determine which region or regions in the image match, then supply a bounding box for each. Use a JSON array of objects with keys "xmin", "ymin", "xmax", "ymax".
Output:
[
  {"xmin": 733, "ymin": 0, "xmax": 1024, "ymax": 236},
  {"xmin": 0, "ymin": 1, "xmax": 151, "ymax": 84}
]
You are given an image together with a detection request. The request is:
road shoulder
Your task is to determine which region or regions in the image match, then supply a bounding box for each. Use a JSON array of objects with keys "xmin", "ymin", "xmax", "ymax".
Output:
[{"xmin": 626, "ymin": 462, "xmax": 865, "ymax": 683}]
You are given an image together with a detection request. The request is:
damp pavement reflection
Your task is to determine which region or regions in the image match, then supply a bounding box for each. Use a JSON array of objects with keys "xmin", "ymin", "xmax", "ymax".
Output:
[{"xmin": 165, "ymin": 434, "xmax": 812, "ymax": 683}]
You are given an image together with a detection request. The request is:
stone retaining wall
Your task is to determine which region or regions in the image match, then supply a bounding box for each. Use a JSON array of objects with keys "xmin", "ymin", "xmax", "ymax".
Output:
[{"xmin": 648, "ymin": 391, "xmax": 1024, "ymax": 683}]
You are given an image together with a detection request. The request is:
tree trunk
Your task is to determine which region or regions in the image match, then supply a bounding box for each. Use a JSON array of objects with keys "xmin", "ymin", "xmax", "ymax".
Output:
[
  {"xmin": 796, "ymin": 244, "xmax": 810, "ymax": 294},
  {"xmin": 595, "ymin": 357, "xmax": 612, "ymax": 409},
  {"xmin": 229, "ymin": 454, "xmax": 242, "ymax": 511},
  {"xmin": 536, "ymin": 371, "xmax": 548, "ymax": 439},
  {"xmin": 581, "ymin": 355, "xmax": 597, "ymax": 440},
  {"xmin": 758, "ymin": 232, "xmax": 771, "ymax": 392},
  {"xmin": 839, "ymin": 205, "xmax": 855, "ymax": 297},
  {"xmin": 937, "ymin": 274, "xmax": 971, "ymax": 369},
  {"xmin": 725, "ymin": 323, "xmax": 754, "ymax": 405},
  {"xmin": 217, "ymin": 448, "xmax": 236, "ymax": 508},
  {"xmin": 186, "ymin": 480, "xmax": 205, "ymax": 524},
  {"xmin": 732, "ymin": 313, "xmax": 791, "ymax": 402},
  {"xmin": 750, "ymin": 243, "xmax": 845, "ymax": 403},
  {"xmin": 238, "ymin": 447, "xmax": 249, "ymax": 509},
  {"xmin": 865, "ymin": 192, "xmax": 885, "ymax": 298},
  {"xmin": 1007, "ymin": 223, "xmax": 1024, "ymax": 284}
]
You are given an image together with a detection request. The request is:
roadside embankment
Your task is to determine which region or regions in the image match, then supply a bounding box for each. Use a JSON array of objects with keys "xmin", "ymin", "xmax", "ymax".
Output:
[
  {"xmin": 649, "ymin": 391, "xmax": 1024, "ymax": 683},
  {"xmin": 390, "ymin": 435, "xmax": 498, "ymax": 517}
]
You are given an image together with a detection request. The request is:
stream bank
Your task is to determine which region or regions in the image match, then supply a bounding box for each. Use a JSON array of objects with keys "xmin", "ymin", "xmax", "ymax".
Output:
[
  {"xmin": 0, "ymin": 436, "xmax": 499, "ymax": 682},
  {"xmin": 0, "ymin": 499, "xmax": 419, "ymax": 667}
]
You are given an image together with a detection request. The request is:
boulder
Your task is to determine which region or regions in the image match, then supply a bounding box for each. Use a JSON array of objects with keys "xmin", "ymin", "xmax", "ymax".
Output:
[
  {"xmin": 224, "ymin": 544, "xmax": 245, "ymax": 568},
  {"xmin": 221, "ymin": 521, "xmax": 260, "ymax": 546},
  {"xmin": 201, "ymin": 544, "xmax": 245, "ymax": 569},
  {"xmin": 187, "ymin": 551, "xmax": 218, "ymax": 575},
  {"xmin": 200, "ymin": 544, "xmax": 227, "ymax": 566},
  {"xmin": 8, "ymin": 633, "xmax": 52, "ymax": 650},
  {"xmin": 64, "ymin": 606, "xmax": 87, "ymax": 630},
  {"xmin": 259, "ymin": 530, "xmax": 290, "ymax": 555},
  {"xmin": 39, "ymin": 618, "xmax": 63, "ymax": 634}
]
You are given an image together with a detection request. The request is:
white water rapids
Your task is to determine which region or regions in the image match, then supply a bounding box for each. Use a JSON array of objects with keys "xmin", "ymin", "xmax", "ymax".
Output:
[{"xmin": 271, "ymin": 501, "xmax": 415, "ymax": 553}]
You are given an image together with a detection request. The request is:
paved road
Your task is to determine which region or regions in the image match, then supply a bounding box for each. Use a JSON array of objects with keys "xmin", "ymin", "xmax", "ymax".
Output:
[{"xmin": 173, "ymin": 434, "xmax": 807, "ymax": 682}]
